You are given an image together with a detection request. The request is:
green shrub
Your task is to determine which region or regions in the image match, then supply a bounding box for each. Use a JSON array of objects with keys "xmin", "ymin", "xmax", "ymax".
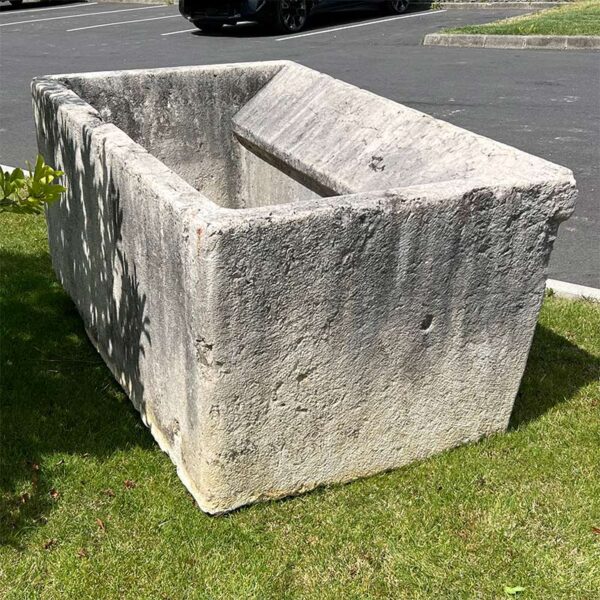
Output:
[{"xmin": 0, "ymin": 155, "xmax": 65, "ymax": 215}]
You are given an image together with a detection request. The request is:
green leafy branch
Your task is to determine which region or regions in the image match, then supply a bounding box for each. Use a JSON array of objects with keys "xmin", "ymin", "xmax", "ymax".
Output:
[{"xmin": 0, "ymin": 155, "xmax": 66, "ymax": 215}]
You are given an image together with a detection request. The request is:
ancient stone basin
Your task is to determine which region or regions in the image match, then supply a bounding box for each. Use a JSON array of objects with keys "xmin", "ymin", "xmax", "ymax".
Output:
[{"xmin": 32, "ymin": 61, "xmax": 576, "ymax": 513}]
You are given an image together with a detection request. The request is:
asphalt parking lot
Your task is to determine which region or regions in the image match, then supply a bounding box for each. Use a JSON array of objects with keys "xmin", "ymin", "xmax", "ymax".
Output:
[{"xmin": 0, "ymin": 0, "xmax": 598, "ymax": 286}]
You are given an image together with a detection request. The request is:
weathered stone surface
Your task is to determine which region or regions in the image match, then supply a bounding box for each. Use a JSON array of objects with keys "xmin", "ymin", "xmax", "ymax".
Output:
[{"xmin": 32, "ymin": 61, "xmax": 576, "ymax": 514}]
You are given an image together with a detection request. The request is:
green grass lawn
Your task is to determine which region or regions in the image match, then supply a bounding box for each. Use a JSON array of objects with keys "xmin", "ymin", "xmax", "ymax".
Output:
[
  {"xmin": 1, "ymin": 212, "xmax": 599, "ymax": 599},
  {"xmin": 448, "ymin": 0, "xmax": 600, "ymax": 36}
]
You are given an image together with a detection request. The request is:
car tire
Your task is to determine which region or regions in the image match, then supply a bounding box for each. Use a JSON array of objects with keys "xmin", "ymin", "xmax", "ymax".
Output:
[
  {"xmin": 9, "ymin": 0, "xmax": 24, "ymax": 5},
  {"xmin": 274, "ymin": 0, "xmax": 309, "ymax": 34},
  {"xmin": 384, "ymin": 0, "xmax": 410, "ymax": 14},
  {"xmin": 192, "ymin": 21, "xmax": 224, "ymax": 33}
]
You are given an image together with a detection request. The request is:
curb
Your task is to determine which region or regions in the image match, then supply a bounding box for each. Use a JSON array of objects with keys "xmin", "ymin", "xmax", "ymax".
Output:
[
  {"xmin": 423, "ymin": 32, "xmax": 600, "ymax": 50},
  {"xmin": 546, "ymin": 279, "xmax": 600, "ymax": 302},
  {"xmin": 95, "ymin": 0, "xmax": 172, "ymax": 4},
  {"xmin": 415, "ymin": 1, "xmax": 567, "ymax": 8}
]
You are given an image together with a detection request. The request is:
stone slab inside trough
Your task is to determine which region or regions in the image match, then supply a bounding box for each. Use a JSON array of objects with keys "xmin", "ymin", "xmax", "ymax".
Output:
[{"xmin": 32, "ymin": 61, "xmax": 577, "ymax": 514}]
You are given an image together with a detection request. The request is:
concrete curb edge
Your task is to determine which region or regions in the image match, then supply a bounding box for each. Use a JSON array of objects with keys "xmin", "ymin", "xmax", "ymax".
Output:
[
  {"xmin": 546, "ymin": 279, "xmax": 600, "ymax": 302},
  {"xmin": 423, "ymin": 32, "xmax": 600, "ymax": 50},
  {"xmin": 415, "ymin": 1, "xmax": 568, "ymax": 8},
  {"xmin": 95, "ymin": 0, "xmax": 172, "ymax": 5}
]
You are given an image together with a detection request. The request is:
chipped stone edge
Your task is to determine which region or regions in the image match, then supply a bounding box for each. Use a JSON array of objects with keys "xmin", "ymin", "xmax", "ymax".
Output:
[{"xmin": 423, "ymin": 32, "xmax": 600, "ymax": 50}]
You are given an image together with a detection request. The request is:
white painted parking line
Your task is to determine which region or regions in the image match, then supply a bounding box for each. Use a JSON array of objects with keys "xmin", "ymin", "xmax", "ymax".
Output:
[
  {"xmin": 161, "ymin": 20, "xmax": 256, "ymax": 36},
  {"xmin": 0, "ymin": 2, "xmax": 97, "ymax": 17},
  {"xmin": 0, "ymin": 5, "xmax": 165, "ymax": 28},
  {"xmin": 67, "ymin": 13, "xmax": 179, "ymax": 32},
  {"xmin": 161, "ymin": 27, "xmax": 196, "ymax": 36},
  {"xmin": 276, "ymin": 9, "xmax": 447, "ymax": 41}
]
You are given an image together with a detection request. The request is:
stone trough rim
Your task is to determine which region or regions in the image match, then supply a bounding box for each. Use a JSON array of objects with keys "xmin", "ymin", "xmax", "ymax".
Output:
[{"xmin": 32, "ymin": 59, "xmax": 576, "ymax": 226}]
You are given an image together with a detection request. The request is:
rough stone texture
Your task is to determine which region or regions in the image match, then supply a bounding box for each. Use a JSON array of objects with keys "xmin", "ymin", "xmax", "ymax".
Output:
[{"xmin": 32, "ymin": 61, "xmax": 577, "ymax": 514}]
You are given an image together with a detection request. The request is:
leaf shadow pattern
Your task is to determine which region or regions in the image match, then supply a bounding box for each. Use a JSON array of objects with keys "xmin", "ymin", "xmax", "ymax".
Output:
[
  {"xmin": 1, "ymin": 91, "xmax": 153, "ymax": 547},
  {"xmin": 44, "ymin": 93, "xmax": 151, "ymax": 413},
  {"xmin": 509, "ymin": 321, "xmax": 599, "ymax": 429}
]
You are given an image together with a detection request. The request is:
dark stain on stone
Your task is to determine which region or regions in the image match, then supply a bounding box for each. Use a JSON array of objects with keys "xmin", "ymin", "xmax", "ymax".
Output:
[
  {"xmin": 420, "ymin": 314, "xmax": 434, "ymax": 332},
  {"xmin": 369, "ymin": 155, "xmax": 385, "ymax": 172}
]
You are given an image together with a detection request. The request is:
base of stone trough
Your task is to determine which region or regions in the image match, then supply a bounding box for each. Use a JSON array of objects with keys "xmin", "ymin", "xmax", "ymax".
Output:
[{"xmin": 32, "ymin": 61, "xmax": 576, "ymax": 514}]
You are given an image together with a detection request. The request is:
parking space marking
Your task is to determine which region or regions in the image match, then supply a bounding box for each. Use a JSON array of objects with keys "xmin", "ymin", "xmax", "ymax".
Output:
[
  {"xmin": 0, "ymin": 5, "xmax": 165, "ymax": 28},
  {"xmin": 161, "ymin": 28, "xmax": 196, "ymax": 36},
  {"xmin": 276, "ymin": 9, "xmax": 446, "ymax": 41},
  {"xmin": 160, "ymin": 19, "xmax": 257, "ymax": 36},
  {"xmin": 0, "ymin": 2, "xmax": 97, "ymax": 17},
  {"xmin": 67, "ymin": 13, "xmax": 179, "ymax": 32}
]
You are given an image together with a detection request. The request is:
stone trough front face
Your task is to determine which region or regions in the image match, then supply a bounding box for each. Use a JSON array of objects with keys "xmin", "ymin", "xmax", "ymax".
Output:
[{"xmin": 32, "ymin": 61, "xmax": 576, "ymax": 514}]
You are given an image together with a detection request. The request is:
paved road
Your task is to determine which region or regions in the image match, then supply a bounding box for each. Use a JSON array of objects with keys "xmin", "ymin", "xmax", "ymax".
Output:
[{"xmin": 1, "ymin": 1, "xmax": 598, "ymax": 286}]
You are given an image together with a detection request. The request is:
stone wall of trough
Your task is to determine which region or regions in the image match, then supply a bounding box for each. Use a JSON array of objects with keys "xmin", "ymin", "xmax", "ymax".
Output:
[{"xmin": 32, "ymin": 62, "xmax": 577, "ymax": 514}]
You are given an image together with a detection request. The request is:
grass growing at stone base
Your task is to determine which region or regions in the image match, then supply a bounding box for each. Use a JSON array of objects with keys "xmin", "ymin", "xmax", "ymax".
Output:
[
  {"xmin": 1, "ymin": 212, "xmax": 599, "ymax": 600},
  {"xmin": 448, "ymin": 0, "xmax": 600, "ymax": 36}
]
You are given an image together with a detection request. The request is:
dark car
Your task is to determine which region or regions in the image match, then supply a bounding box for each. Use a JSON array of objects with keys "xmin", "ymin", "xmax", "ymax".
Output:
[{"xmin": 179, "ymin": 0, "xmax": 410, "ymax": 34}]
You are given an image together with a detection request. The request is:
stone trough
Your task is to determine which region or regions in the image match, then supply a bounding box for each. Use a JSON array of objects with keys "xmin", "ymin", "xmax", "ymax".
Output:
[{"xmin": 32, "ymin": 61, "xmax": 576, "ymax": 514}]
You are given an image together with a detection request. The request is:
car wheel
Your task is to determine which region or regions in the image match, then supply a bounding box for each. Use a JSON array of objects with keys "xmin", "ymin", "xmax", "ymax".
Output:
[
  {"xmin": 384, "ymin": 0, "xmax": 409, "ymax": 14},
  {"xmin": 9, "ymin": 0, "xmax": 24, "ymax": 5},
  {"xmin": 192, "ymin": 21, "xmax": 224, "ymax": 33},
  {"xmin": 275, "ymin": 0, "xmax": 308, "ymax": 34}
]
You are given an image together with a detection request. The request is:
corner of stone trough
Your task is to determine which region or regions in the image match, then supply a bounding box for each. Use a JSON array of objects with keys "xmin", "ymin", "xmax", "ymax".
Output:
[{"xmin": 31, "ymin": 60, "xmax": 577, "ymax": 514}]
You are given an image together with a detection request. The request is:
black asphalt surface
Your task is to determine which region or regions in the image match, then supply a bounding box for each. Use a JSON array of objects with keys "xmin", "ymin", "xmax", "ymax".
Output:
[{"xmin": 1, "ymin": 0, "xmax": 598, "ymax": 286}]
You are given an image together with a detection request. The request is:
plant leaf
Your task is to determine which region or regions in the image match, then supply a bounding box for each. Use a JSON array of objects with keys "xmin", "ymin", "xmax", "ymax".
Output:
[
  {"xmin": 0, "ymin": 155, "xmax": 65, "ymax": 215},
  {"xmin": 505, "ymin": 586, "xmax": 526, "ymax": 596}
]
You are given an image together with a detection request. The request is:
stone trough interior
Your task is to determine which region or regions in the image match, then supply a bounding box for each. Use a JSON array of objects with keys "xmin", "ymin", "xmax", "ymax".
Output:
[
  {"xmin": 62, "ymin": 63, "xmax": 321, "ymax": 210},
  {"xmin": 59, "ymin": 61, "xmax": 567, "ymax": 212}
]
